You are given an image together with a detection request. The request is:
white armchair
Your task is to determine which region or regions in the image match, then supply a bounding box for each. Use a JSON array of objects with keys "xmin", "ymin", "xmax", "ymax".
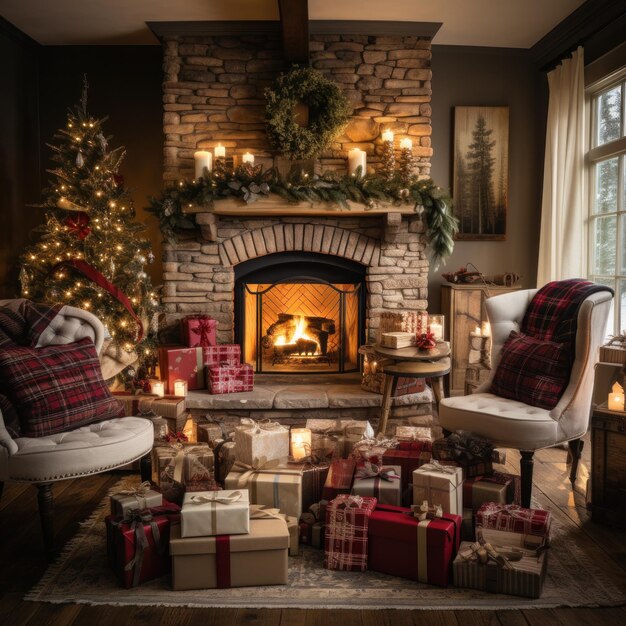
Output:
[
  {"xmin": 0, "ymin": 303, "xmax": 154, "ymax": 559},
  {"xmin": 439, "ymin": 288, "xmax": 612, "ymax": 508}
]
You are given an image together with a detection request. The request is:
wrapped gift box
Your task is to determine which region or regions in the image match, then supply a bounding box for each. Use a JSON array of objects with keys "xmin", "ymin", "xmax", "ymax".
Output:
[
  {"xmin": 214, "ymin": 439, "xmax": 237, "ymax": 484},
  {"xmin": 207, "ymin": 363, "xmax": 254, "ymax": 395},
  {"xmin": 112, "ymin": 391, "xmax": 186, "ymax": 420},
  {"xmin": 361, "ymin": 372, "xmax": 425, "ymax": 396},
  {"xmin": 310, "ymin": 432, "xmax": 344, "ymax": 461},
  {"xmin": 306, "ymin": 419, "xmax": 374, "ymax": 458},
  {"xmin": 158, "ymin": 346, "xmax": 204, "ymax": 394},
  {"xmin": 599, "ymin": 338, "xmax": 626, "ymax": 364},
  {"xmin": 438, "ymin": 458, "xmax": 493, "ymax": 479},
  {"xmin": 368, "ymin": 503, "xmax": 462, "ymax": 587},
  {"xmin": 380, "ymin": 331, "xmax": 417, "ymax": 348},
  {"xmin": 324, "ymin": 494, "xmax": 377, "ymax": 572},
  {"xmin": 195, "ymin": 419, "xmax": 227, "ymax": 448},
  {"xmin": 170, "ymin": 517, "xmax": 289, "ymax": 590},
  {"xmin": 395, "ymin": 425, "xmax": 432, "ymax": 443},
  {"xmin": 463, "ymin": 474, "xmax": 515, "ymax": 513},
  {"xmin": 233, "ymin": 419, "xmax": 289, "ymax": 467},
  {"xmin": 377, "ymin": 310, "xmax": 429, "ymax": 340},
  {"xmin": 250, "ymin": 505, "xmax": 299, "ymax": 556},
  {"xmin": 383, "ymin": 448, "xmax": 432, "ymax": 507},
  {"xmin": 296, "ymin": 461, "xmax": 330, "ymax": 512},
  {"xmin": 225, "ymin": 462, "xmax": 303, "ymax": 520},
  {"xmin": 413, "ymin": 461, "xmax": 464, "ymax": 515},
  {"xmin": 181, "ymin": 489, "xmax": 250, "ymax": 537},
  {"xmin": 152, "ymin": 443, "xmax": 214, "ymax": 491},
  {"xmin": 462, "ymin": 508, "xmax": 475, "ymax": 541},
  {"xmin": 344, "ymin": 423, "xmax": 375, "ymax": 456},
  {"xmin": 322, "ymin": 458, "xmax": 356, "ymax": 501},
  {"xmin": 476, "ymin": 503, "xmax": 551, "ymax": 548},
  {"xmin": 150, "ymin": 416, "xmax": 170, "ymax": 439},
  {"xmin": 351, "ymin": 463, "xmax": 402, "ymax": 506},
  {"xmin": 105, "ymin": 504, "xmax": 180, "ymax": 588},
  {"xmin": 433, "ymin": 433, "xmax": 505, "ymax": 465},
  {"xmin": 110, "ymin": 482, "xmax": 163, "ymax": 518},
  {"xmin": 181, "ymin": 315, "xmax": 217, "ymax": 348},
  {"xmin": 203, "ymin": 344, "xmax": 241, "ymax": 368},
  {"xmin": 453, "ymin": 540, "xmax": 547, "ymax": 598}
]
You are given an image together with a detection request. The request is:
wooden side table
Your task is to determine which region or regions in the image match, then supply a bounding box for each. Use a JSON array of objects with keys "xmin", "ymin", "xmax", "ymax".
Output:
[{"xmin": 373, "ymin": 343, "xmax": 451, "ymax": 435}]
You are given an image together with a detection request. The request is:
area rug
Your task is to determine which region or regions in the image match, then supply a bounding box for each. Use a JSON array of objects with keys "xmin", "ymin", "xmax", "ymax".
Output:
[{"xmin": 26, "ymin": 478, "xmax": 626, "ymax": 610}]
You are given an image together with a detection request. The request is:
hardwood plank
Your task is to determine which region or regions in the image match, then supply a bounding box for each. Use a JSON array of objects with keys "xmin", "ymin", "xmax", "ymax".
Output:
[
  {"xmin": 280, "ymin": 609, "xmax": 307, "ymax": 626},
  {"xmin": 521, "ymin": 609, "xmax": 566, "ymax": 626},
  {"xmin": 496, "ymin": 611, "xmax": 529, "ymax": 626},
  {"xmin": 0, "ymin": 481, "xmax": 30, "ymax": 512},
  {"xmin": 551, "ymin": 607, "xmax": 626, "ymax": 626},
  {"xmin": 235, "ymin": 607, "xmax": 282, "ymax": 625},
  {"xmin": 453, "ymin": 610, "xmax": 499, "ymax": 625},
  {"xmin": 0, "ymin": 591, "xmax": 41, "ymax": 626},
  {"xmin": 411, "ymin": 610, "xmax": 460, "ymax": 626},
  {"xmin": 24, "ymin": 601, "xmax": 83, "ymax": 626},
  {"xmin": 306, "ymin": 609, "xmax": 362, "ymax": 626},
  {"xmin": 186, "ymin": 608, "xmax": 238, "ymax": 626}
]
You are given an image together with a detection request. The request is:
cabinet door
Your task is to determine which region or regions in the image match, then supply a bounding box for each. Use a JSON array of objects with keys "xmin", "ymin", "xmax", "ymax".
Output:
[{"xmin": 450, "ymin": 289, "xmax": 482, "ymax": 391}]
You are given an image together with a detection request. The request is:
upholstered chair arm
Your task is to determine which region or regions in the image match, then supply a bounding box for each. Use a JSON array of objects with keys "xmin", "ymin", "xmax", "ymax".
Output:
[
  {"xmin": 0, "ymin": 409, "xmax": 19, "ymax": 455},
  {"xmin": 35, "ymin": 305, "xmax": 105, "ymax": 355}
]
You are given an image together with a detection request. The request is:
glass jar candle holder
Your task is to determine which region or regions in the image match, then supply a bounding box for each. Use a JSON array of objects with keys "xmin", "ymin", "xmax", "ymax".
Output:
[{"xmin": 428, "ymin": 314, "xmax": 445, "ymax": 342}]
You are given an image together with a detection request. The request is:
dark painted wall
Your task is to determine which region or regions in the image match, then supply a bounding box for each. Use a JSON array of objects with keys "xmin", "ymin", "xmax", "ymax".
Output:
[
  {"xmin": 428, "ymin": 45, "xmax": 547, "ymax": 312},
  {"xmin": 0, "ymin": 20, "xmax": 41, "ymax": 298}
]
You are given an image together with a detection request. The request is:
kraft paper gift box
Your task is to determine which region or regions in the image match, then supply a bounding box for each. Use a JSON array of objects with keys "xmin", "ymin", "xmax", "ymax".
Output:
[
  {"xmin": 413, "ymin": 461, "xmax": 464, "ymax": 515},
  {"xmin": 476, "ymin": 503, "xmax": 551, "ymax": 548},
  {"xmin": 395, "ymin": 425, "xmax": 433, "ymax": 443},
  {"xmin": 297, "ymin": 461, "xmax": 330, "ymax": 512},
  {"xmin": 181, "ymin": 489, "xmax": 250, "ymax": 538},
  {"xmin": 152, "ymin": 442, "xmax": 214, "ymax": 490},
  {"xmin": 249, "ymin": 504, "xmax": 299, "ymax": 556},
  {"xmin": 110, "ymin": 481, "xmax": 163, "ymax": 517},
  {"xmin": 462, "ymin": 474, "xmax": 515, "ymax": 513},
  {"xmin": 324, "ymin": 494, "xmax": 377, "ymax": 572},
  {"xmin": 169, "ymin": 517, "xmax": 289, "ymax": 590},
  {"xmin": 207, "ymin": 363, "xmax": 254, "ymax": 394},
  {"xmin": 112, "ymin": 392, "xmax": 187, "ymax": 420},
  {"xmin": 202, "ymin": 344, "xmax": 241, "ymax": 367},
  {"xmin": 322, "ymin": 458, "xmax": 356, "ymax": 501},
  {"xmin": 306, "ymin": 419, "xmax": 374, "ymax": 458},
  {"xmin": 158, "ymin": 346, "xmax": 204, "ymax": 394},
  {"xmin": 351, "ymin": 463, "xmax": 402, "ymax": 506},
  {"xmin": 214, "ymin": 439, "xmax": 237, "ymax": 483},
  {"xmin": 225, "ymin": 461, "xmax": 304, "ymax": 519},
  {"xmin": 181, "ymin": 315, "xmax": 217, "ymax": 348},
  {"xmin": 453, "ymin": 540, "xmax": 547, "ymax": 598},
  {"xmin": 367, "ymin": 503, "xmax": 462, "ymax": 587},
  {"xmin": 195, "ymin": 419, "xmax": 227, "ymax": 448},
  {"xmin": 310, "ymin": 432, "xmax": 344, "ymax": 461},
  {"xmin": 233, "ymin": 419, "xmax": 289, "ymax": 466},
  {"xmin": 382, "ymin": 448, "xmax": 432, "ymax": 507}
]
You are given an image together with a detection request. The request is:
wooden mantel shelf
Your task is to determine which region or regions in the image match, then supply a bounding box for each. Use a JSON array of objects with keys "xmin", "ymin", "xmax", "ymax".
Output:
[{"xmin": 182, "ymin": 194, "xmax": 417, "ymax": 217}]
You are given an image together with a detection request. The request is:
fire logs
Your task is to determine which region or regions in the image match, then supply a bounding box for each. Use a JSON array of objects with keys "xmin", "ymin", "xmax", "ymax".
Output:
[{"xmin": 263, "ymin": 313, "xmax": 336, "ymax": 356}]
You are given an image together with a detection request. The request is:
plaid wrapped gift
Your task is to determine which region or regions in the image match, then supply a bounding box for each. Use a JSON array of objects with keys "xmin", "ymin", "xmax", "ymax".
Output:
[
  {"xmin": 383, "ymin": 447, "xmax": 432, "ymax": 507},
  {"xmin": 324, "ymin": 494, "xmax": 377, "ymax": 571},
  {"xmin": 476, "ymin": 503, "xmax": 551, "ymax": 548},
  {"xmin": 207, "ymin": 363, "xmax": 254, "ymax": 394},
  {"xmin": 413, "ymin": 461, "xmax": 464, "ymax": 515},
  {"xmin": 322, "ymin": 458, "xmax": 356, "ymax": 501},
  {"xmin": 151, "ymin": 442, "xmax": 214, "ymax": 491},
  {"xmin": 158, "ymin": 346, "xmax": 204, "ymax": 394},
  {"xmin": 233, "ymin": 418, "xmax": 288, "ymax": 466},
  {"xmin": 377, "ymin": 310, "xmax": 429, "ymax": 341},
  {"xmin": 203, "ymin": 344, "xmax": 241, "ymax": 368},
  {"xmin": 181, "ymin": 315, "xmax": 217, "ymax": 348},
  {"xmin": 351, "ymin": 463, "xmax": 402, "ymax": 506}
]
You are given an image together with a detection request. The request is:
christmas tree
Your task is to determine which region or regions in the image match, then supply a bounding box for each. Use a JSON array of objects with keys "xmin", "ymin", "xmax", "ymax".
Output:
[{"xmin": 19, "ymin": 81, "xmax": 159, "ymax": 373}]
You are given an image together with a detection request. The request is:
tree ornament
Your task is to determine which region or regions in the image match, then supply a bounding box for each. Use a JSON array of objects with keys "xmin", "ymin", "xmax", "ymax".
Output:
[
  {"xmin": 76, "ymin": 151, "xmax": 84, "ymax": 168},
  {"xmin": 265, "ymin": 66, "xmax": 351, "ymax": 160},
  {"xmin": 398, "ymin": 147, "xmax": 416, "ymax": 185},
  {"xmin": 147, "ymin": 251, "xmax": 155, "ymax": 264},
  {"xmin": 137, "ymin": 271, "xmax": 147, "ymax": 280},
  {"xmin": 97, "ymin": 132, "xmax": 108, "ymax": 151},
  {"xmin": 380, "ymin": 139, "xmax": 396, "ymax": 181},
  {"xmin": 137, "ymin": 254, "xmax": 147, "ymax": 265},
  {"xmin": 64, "ymin": 212, "xmax": 91, "ymax": 240},
  {"xmin": 57, "ymin": 196, "xmax": 86, "ymax": 212}
]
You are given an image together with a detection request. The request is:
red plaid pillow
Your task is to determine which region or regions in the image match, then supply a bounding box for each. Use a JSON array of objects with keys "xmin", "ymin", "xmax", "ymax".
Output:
[
  {"xmin": 0, "ymin": 337, "xmax": 125, "ymax": 437},
  {"xmin": 490, "ymin": 331, "xmax": 570, "ymax": 410}
]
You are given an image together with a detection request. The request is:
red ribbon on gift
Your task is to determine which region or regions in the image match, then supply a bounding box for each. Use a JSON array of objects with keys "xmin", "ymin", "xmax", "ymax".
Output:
[
  {"xmin": 192, "ymin": 318, "xmax": 214, "ymax": 347},
  {"xmin": 216, "ymin": 535, "xmax": 231, "ymax": 588}
]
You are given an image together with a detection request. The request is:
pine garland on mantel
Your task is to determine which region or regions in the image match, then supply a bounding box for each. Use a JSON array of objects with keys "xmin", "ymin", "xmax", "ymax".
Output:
[{"xmin": 148, "ymin": 162, "xmax": 458, "ymax": 265}]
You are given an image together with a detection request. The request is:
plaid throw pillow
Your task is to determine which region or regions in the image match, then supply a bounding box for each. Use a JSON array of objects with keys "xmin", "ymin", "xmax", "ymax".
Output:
[
  {"xmin": 490, "ymin": 331, "xmax": 570, "ymax": 410},
  {"xmin": 0, "ymin": 337, "xmax": 125, "ymax": 438}
]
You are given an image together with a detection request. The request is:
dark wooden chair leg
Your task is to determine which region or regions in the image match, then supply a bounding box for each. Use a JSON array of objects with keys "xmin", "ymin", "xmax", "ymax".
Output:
[
  {"xmin": 36, "ymin": 483, "xmax": 55, "ymax": 561},
  {"xmin": 140, "ymin": 453, "xmax": 152, "ymax": 483},
  {"xmin": 568, "ymin": 438, "xmax": 584, "ymax": 483},
  {"xmin": 520, "ymin": 450, "xmax": 534, "ymax": 508},
  {"xmin": 0, "ymin": 481, "xmax": 4, "ymax": 502}
]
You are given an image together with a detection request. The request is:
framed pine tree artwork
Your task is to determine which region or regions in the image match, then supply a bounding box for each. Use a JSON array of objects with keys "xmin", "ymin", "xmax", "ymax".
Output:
[{"xmin": 453, "ymin": 106, "xmax": 509, "ymax": 240}]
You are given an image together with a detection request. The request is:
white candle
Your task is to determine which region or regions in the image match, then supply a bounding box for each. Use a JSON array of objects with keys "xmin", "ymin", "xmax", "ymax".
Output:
[
  {"xmin": 482, "ymin": 322, "xmax": 491, "ymax": 337},
  {"xmin": 430, "ymin": 323, "xmax": 443, "ymax": 341},
  {"xmin": 290, "ymin": 427, "xmax": 312, "ymax": 461},
  {"xmin": 400, "ymin": 138, "xmax": 413, "ymax": 150},
  {"xmin": 242, "ymin": 152, "xmax": 254, "ymax": 165},
  {"xmin": 214, "ymin": 144, "xmax": 226, "ymax": 159},
  {"xmin": 348, "ymin": 148, "xmax": 367, "ymax": 175},
  {"xmin": 608, "ymin": 382, "xmax": 625, "ymax": 411},
  {"xmin": 382, "ymin": 129, "xmax": 394, "ymax": 143},
  {"xmin": 473, "ymin": 325, "xmax": 481, "ymax": 335},
  {"xmin": 194, "ymin": 150, "xmax": 212, "ymax": 179},
  {"xmin": 174, "ymin": 379, "xmax": 188, "ymax": 397},
  {"xmin": 152, "ymin": 381, "xmax": 165, "ymax": 398}
]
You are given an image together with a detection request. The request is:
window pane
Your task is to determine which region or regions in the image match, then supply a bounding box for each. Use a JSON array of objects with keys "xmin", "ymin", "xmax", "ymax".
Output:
[
  {"xmin": 597, "ymin": 86, "xmax": 622, "ymax": 146},
  {"xmin": 621, "ymin": 279, "xmax": 626, "ymax": 334},
  {"xmin": 592, "ymin": 216, "xmax": 617, "ymax": 274},
  {"xmin": 594, "ymin": 158, "xmax": 619, "ymax": 214},
  {"xmin": 591, "ymin": 277, "xmax": 616, "ymax": 336}
]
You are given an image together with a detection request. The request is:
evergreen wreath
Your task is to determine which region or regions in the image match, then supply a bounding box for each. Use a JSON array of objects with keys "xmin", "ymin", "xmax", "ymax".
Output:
[{"xmin": 265, "ymin": 66, "xmax": 352, "ymax": 160}]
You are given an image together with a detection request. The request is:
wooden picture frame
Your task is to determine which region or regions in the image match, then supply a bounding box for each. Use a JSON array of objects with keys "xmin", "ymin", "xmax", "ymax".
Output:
[{"xmin": 453, "ymin": 106, "xmax": 509, "ymax": 240}]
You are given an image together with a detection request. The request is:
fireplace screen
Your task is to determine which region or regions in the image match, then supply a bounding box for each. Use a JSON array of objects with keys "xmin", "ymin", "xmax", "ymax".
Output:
[{"xmin": 241, "ymin": 279, "xmax": 361, "ymax": 373}]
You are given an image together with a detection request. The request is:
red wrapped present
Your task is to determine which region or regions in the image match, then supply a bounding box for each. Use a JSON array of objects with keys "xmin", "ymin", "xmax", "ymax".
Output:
[
  {"xmin": 397, "ymin": 440, "xmax": 433, "ymax": 453},
  {"xmin": 322, "ymin": 458, "xmax": 356, "ymax": 501},
  {"xmin": 203, "ymin": 344, "xmax": 241, "ymax": 368},
  {"xmin": 382, "ymin": 447, "xmax": 432, "ymax": 506},
  {"xmin": 463, "ymin": 472, "xmax": 517, "ymax": 513},
  {"xmin": 324, "ymin": 494, "xmax": 377, "ymax": 571},
  {"xmin": 181, "ymin": 315, "xmax": 217, "ymax": 348},
  {"xmin": 476, "ymin": 503, "xmax": 551, "ymax": 547},
  {"xmin": 368, "ymin": 503, "xmax": 462, "ymax": 587},
  {"xmin": 158, "ymin": 346, "xmax": 204, "ymax": 394},
  {"xmin": 105, "ymin": 503, "xmax": 180, "ymax": 588},
  {"xmin": 207, "ymin": 363, "xmax": 254, "ymax": 394}
]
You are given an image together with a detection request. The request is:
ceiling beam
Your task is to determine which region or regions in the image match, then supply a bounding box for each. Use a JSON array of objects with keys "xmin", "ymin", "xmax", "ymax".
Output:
[{"xmin": 278, "ymin": 0, "xmax": 309, "ymax": 66}]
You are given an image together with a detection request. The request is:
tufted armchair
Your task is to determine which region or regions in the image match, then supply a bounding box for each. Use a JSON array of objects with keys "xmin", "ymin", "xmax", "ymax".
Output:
[
  {"xmin": 0, "ymin": 302, "xmax": 154, "ymax": 559},
  {"xmin": 439, "ymin": 288, "xmax": 612, "ymax": 508}
]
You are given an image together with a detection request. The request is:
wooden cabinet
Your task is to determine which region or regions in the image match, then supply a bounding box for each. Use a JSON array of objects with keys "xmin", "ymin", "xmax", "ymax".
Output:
[{"xmin": 441, "ymin": 283, "xmax": 520, "ymax": 394}]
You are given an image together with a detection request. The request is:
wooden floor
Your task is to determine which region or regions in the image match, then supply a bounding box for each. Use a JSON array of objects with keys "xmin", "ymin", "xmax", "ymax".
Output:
[{"xmin": 1, "ymin": 436, "xmax": 625, "ymax": 626}]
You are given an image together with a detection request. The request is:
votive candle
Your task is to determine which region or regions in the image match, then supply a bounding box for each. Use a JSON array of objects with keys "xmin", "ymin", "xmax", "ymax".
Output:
[
  {"xmin": 214, "ymin": 144, "xmax": 226, "ymax": 159},
  {"xmin": 608, "ymin": 382, "xmax": 625, "ymax": 411},
  {"xmin": 290, "ymin": 427, "xmax": 312, "ymax": 461},
  {"xmin": 174, "ymin": 379, "xmax": 188, "ymax": 397},
  {"xmin": 348, "ymin": 148, "xmax": 367, "ymax": 175},
  {"xmin": 242, "ymin": 152, "xmax": 255, "ymax": 165},
  {"xmin": 194, "ymin": 150, "xmax": 212, "ymax": 179},
  {"xmin": 152, "ymin": 381, "xmax": 165, "ymax": 398}
]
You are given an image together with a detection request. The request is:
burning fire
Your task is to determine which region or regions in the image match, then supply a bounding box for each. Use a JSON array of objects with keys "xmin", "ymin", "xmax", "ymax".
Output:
[{"xmin": 274, "ymin": 315, "xmax": 319, "ymax": 354}]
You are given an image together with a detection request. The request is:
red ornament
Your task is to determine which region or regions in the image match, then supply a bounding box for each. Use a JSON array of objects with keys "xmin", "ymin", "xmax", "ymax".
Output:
[
  {"xmin": 416, "ymin": 330, "xmax": 437, "ymax": 351},
  {"xmin": 64, "ymin": 212, "xmax": 91, "ymax": 240}
]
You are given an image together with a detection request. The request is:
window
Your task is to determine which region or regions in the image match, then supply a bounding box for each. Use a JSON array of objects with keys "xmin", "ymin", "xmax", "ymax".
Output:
[{"xmin": 587, "ymin": 72, "xmax": 626, "ymax": 335}]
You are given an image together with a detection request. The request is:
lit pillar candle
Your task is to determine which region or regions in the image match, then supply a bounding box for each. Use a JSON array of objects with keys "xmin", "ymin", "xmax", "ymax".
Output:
[
  {"xmin": 174, "ymin": 379, "xmax": 188, "ymax": 397},
  {"xmin": 428, "ymin": 314, "xmax": 445, "ymax": 341},
  {"xmin": 152, "ymin": 381, "xmax": 165, "ymax": 398},
  {"xmin": 194, "ymin": 150, "xmax": 212, "ymax": 179},
  {"xmin": 608, "ymin": 382, "xmax": 625, "ymax": 411},
  {"xmin": 242, "ymin": 152, "xmax": 254, "ymax": 165},
  {"xmin": 214, "ymin": 144, "xmax": 226, "ymax": 159},
  {"xmin": 290, "ymin": 427, "xmax": 312, "ymax": 461},
  {"xmin": 348, "ymin": 148, "xmax": 367, "ymax": 176},
  {"xmin": 400, "ymin": 138, "xmax": 413, "ymax": 150},
  {"xmin": 382, "ymin": 129, "xmax": 394, "ymax": 143}
]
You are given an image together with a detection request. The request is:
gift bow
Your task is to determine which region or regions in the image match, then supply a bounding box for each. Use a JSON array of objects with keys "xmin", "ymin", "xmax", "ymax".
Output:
[
  {"xmin": 189, "ymin": 491, "xmax": 243, "ymax": 506},
  {"xmin": 231, "ymin": 456, "xmax": 294, "ymax": 487},
  {"xmin": 355, "ymin": 462, "xmax": 400, "ymax": 482},
  {"xmin": 116, "ymin": 481, "xmax": 153, "ymax": 499},
  {"xmin": 249, "ymin": 505, "xmax": 286, "ymax": 522},
  {"xmin": 191, "ymin": 318, "xmax": 214, "ymax": 347},
  {"xmin": 409, "ymin": 500, "xmax": 444, "ymax": 521},
  {"xmin": 119, "ymin": 508, "xmax": 162, "ymax": 587},
  {"xmin": 458, "ymin": 540, "xmax": 522, "ymax": 569},
  {"xmin": 419, "ymin": 460, "xmax": 460, "ymax": 475},
  {"xmin": 164, "ymin": 431, "xmax": 188, "ymax": 443},
  {"xmin": 239, "ymin": 417, "xmax": 285, "ymax": 435},
  {"xmin": 335, "ymin": 494, "xmax": 364, "ymax": 509}
]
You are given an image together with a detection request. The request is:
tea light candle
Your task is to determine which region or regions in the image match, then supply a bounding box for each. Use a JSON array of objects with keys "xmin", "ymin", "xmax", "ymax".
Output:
[
  {"xmin": 174, "ymin": 379, "xmax": 188, "ymax": 397},
  {"xmin": 400, "ymin": 138, "xmax": 413, "ymax": 150},
  {"xmin": 152, "ymin": 381, "xmax": 165, "ymax": 398},
  {"xmin": 348, "ymin": 148, "xmax": 367, "ymax": 175},
  {"xmin": 214, "ymin": 144, "xmax": 226, "ymax": 159},
  {"xmin": 428, "ymin": 314, "xmax": 445, "ymax": 341},
  {"xmin": 194, "ymin": 150, "xmax": 212, "ymax": 179},
  {"xmin": 382, "ymin": 129, "xmax": 394, "ymax": 143},
  {"xmin": 608, "ymin": 382, "xmax": 625, "ymax": 411},
  {"xmin": 290, "ymin": 427, "xmax": 312, "ymax": 461},
  {"xmin": 242, "ymin": 152, "xmax": 255, "ymax": 165}
]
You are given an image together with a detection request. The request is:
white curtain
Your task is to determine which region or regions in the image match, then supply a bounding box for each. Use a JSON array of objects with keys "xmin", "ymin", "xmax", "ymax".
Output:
[{"xmin": 537, "ymin": 46, "xmax": 585, "ymax": 286}]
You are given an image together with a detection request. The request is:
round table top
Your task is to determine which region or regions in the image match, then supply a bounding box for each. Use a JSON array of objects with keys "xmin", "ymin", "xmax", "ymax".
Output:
[
  {"xmin": 383, "ymin": 357, "xmax": 451, "ymax": 378},
  {"xmin": 373, "ymin": 342, "xmax": 450, "ymax": 362}
]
